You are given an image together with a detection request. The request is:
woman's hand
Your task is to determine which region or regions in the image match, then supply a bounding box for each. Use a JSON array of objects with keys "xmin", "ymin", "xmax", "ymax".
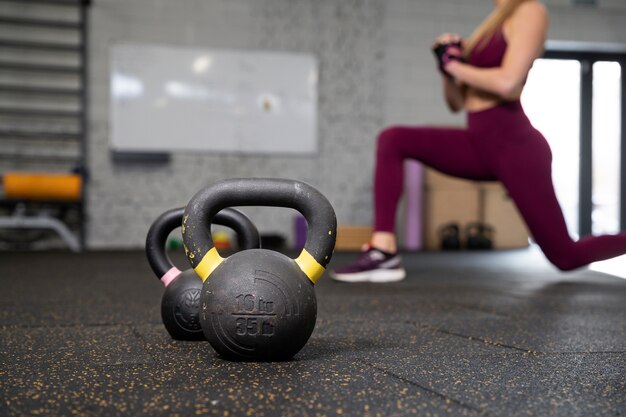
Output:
[
  {"xmin": 432, "ymin": 33, "xmax": 465, "ymax": 77},
  {"xmin": 432, "ymin": 33, "xmax": 463, "ymax": 49}
]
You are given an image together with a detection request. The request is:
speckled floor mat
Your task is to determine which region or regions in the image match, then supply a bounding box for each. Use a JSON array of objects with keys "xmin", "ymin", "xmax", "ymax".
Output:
[{"xmin": 1, "ymin": 249, "xmax": 624, "ymax": 416}]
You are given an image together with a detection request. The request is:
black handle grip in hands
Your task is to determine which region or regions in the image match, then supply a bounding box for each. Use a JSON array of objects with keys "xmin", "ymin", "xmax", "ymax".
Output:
[
  {"xmin": 146, "ymin": 206, "xmax": 260, "ymax": 279},
  {"xmin": 183, "ymin": 178, "xmax": 337, "ymax": 283},
  {"xmin": 432, "ymin": 41, "xmax": 465, "ymax": 75}
]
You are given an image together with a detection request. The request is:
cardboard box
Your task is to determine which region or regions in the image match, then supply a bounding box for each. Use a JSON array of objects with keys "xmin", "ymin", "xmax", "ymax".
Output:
[
  {"xmin": 423, "ymin": 169, "xmax": 529, "ymax": 250},
  {"xmin": 335, "ymin": 225, "xmax": 373, "ymax": 251}
]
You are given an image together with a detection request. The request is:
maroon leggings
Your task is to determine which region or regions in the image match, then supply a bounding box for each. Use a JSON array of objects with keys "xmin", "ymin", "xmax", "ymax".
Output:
[{"xmin": 374, "ymin": 101, "xmax": 626, "ymax": 271}]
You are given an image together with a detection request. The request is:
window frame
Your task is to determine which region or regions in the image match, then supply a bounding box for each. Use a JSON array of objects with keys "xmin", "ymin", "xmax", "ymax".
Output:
[{"xmin": 542, "ymin": 41, "xmax": 626, "ymax": 235}]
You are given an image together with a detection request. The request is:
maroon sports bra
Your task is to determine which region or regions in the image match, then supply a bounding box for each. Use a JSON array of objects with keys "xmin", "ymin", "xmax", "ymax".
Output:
[{"xmin": 468, "ymin": 27, "xmax": 508, "ymax": 68}]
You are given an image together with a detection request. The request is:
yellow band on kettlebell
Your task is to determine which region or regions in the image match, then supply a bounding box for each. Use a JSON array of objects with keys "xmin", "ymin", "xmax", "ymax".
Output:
[
  {"xmin": 195, "ymin": 247, "xmax": 224, "ymax": 282},
  {"xmin": 295, "ymin": 249, "xmax": 325, "ymax": 284}
]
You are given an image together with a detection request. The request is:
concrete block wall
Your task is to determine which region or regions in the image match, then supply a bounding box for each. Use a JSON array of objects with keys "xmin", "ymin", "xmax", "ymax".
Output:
[
  {"xmin": 82, "ymin": 0, "xmax": 626, "ymax": 248},
  {"xmin": 88, "ymin": 0, "xmax": 385, "ymax": 248}
]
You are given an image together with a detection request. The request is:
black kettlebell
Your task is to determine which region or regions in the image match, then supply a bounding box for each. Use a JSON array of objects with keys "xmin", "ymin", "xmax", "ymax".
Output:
[
  {"xmin": 182, "ymin": 178, "xmax": 337, "ymax": 361},
  {"xmin": 146, "ymin": 207, "xmax": 260, "ymax": 340},
  {"xmin": 439, "ymin": 222, "xmax": 461, "ymax": 250},
  {"xmin": 466, "ymin": 222, "xmax": 494, "ymax": 250}
]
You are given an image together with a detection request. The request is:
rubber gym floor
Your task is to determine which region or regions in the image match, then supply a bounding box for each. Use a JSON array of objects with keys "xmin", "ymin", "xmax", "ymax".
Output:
[{"xmin": 1, "ymin": 248, "xmax": 624, "ymax": 417}]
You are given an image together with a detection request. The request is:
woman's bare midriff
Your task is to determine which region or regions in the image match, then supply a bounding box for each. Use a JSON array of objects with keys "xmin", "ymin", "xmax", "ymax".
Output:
[{"xmin": 463, "ymin": 87, "xmax": 521, "ymax": 112}]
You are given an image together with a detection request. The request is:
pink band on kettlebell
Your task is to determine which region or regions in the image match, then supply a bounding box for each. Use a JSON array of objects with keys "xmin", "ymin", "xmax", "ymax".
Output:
[{"xmin": 160, "ymin": 267, "xmax": 182, "ymax": 287}]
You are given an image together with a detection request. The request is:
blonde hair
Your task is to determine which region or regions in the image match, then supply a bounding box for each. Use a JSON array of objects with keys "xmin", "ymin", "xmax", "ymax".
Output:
[{"xmin": 464, "ymin": 0, "xmax": 533, "ymax": 57}]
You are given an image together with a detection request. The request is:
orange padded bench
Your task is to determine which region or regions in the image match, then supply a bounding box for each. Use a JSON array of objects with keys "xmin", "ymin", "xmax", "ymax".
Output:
[
  {"xmin": 0, "ymin": 172, "xmax": 83, "ymax": 251},
  {"xmin": 3, "ymin": 172, "xmax": 82, "ymax": 201}
]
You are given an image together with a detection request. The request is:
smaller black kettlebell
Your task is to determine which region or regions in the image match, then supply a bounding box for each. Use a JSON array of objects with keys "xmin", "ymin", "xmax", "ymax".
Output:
[{"xmin": 146, "ymin": 207, "xmax": 260, "ymax": 340}]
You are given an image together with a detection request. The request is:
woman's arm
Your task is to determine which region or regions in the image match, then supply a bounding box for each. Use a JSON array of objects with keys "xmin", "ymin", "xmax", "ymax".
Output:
[
  {"xmin": 443, "ymin": 76, "xmax": 465, "ymax": 113},
  {"xmin": 445, "ymin": 2, "xmax": 548, "ymax": 100},
  {"xmin": 432, "ymin": 32, "xmax": 466, "ymax": 112}
]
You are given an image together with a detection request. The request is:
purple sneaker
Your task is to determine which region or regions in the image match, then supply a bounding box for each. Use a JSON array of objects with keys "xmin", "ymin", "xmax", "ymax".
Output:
[{"xmin": 329, "ymin": 245, "xmax": 406, "ymax": 283}]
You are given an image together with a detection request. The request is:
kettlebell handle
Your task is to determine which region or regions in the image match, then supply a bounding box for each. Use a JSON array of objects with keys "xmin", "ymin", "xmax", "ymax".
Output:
[
  {"xmin": 146, "ymin": 207, "xmax": 260, "ymax": 284},
  {"xmin": 183, "ymin": 178, "xmax": 337, "ymax": 284}
]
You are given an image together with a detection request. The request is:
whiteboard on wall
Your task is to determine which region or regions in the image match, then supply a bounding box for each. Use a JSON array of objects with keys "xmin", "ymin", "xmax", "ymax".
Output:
[{"xmin": 110, "ymin": 43, "xmax": 318, "ymax": 154}]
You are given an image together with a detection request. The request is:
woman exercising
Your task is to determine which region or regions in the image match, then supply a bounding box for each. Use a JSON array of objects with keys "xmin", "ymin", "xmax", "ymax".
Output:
[{"xmin": 331, "ymin": 0, "xmax": 626, "ymax": 282}]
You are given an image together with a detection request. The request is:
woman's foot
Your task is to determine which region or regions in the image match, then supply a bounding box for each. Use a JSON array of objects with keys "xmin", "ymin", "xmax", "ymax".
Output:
[{"xmin": 329, "ymin": 244, "xmax": 406, "ymax": 283}]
